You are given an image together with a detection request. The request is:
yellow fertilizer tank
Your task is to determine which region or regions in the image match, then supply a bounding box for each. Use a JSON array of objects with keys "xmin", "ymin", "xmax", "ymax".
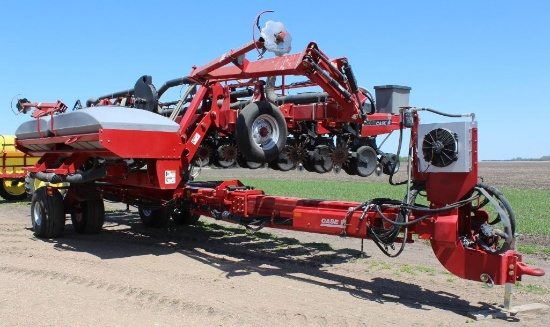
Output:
[{"xmin": 0, "ymin": 135, "xmax": 40, "ymax": 200}]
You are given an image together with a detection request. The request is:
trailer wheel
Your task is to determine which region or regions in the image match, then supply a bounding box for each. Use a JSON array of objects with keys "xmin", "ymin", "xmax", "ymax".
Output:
[
  {"xmin": 71, "ymin": 199, "xmax": 105, "ymax": 234},
  {"xmin": 235, "ymin": 101, "xmax": 287, "ymax": 163},
  {"xmin": 138, "ymin": 207, "xmax": 170, "ymax": 228},
  {"xmin": 30, "ymin": 187, "xmax": 65, "ymax": 238},
  {"xmin": 0, "ymin": 178, "xmax": 27, "ymax": 201},
  {"xmin": 172, "ymin": 207, "xmax": 200, "ymax": 225}
]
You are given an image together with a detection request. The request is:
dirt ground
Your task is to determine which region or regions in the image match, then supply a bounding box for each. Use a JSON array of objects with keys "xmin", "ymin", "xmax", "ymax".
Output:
[{"xmin": 1, "ymin": 161, "xmax": 549, "ymax": 326}]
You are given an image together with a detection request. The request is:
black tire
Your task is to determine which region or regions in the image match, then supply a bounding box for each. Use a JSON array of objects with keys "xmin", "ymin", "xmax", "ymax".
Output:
[
  {"xmin": 310, "ymin": 145, "xmax": 333, "ymax": 174},
  {"xmin": 214, "ymin": 144, "xmax": 236, "ymax": 168},
  {"xmin": 235, "ymin": 101, "xmax": 287, "ymax": 163},
  {"xmin": 0, "ymin": 178, "xmax": 27, "ymax": 201},
  {"xmin": 24, "ymin": 173, "xmax": 36, "ymax": 199},
  {"xmin": 30, "ymin": 187, "xmax": 65, "ymax": 238},
  {"xmin": 355, "ymin": 146, "xmax": 378, "ymax": 177},
  {"xmin": 237, "ymin": 154, "xmax": 263, "ymax": 169},
  {"xmin": 172, "ymin": 207, "xmax": 200, "ymax": 225},
  {"xmin": 473, "ymin": 183, "xmax": 516, "ymax": 240},
  {"xmin": 382, "ymin": 153, "xmax": 400, "ymax": 175},
  {"xmin": 138, "ymin": 207, "xmax": 170, "ymax": 228},
  {"xmin": 71, "ymin": 199, "xmax": 105, "ymax": 234},
  {"xmin": 268, "ymin": 146, "xmax": 295, "ymax": 172}
]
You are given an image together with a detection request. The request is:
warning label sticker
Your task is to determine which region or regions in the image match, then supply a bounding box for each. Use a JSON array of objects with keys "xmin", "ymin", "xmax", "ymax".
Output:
[
  {"xmin": 191, "ymin": 133, "xmax": 201, "ymax": 145},
  {"xmin": 165, "ymin": 170, "xmax": 176, "ymax": 184}
]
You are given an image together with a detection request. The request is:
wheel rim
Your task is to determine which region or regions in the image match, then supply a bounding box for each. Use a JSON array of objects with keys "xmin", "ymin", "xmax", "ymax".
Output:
[
  {"xmin": 251, "ymin": 114, "xmax": 280, "ymax": 151},
  {"xmin": 2, "ymin": 179, "xmax": 25, "ymax": 196},
  {"xmin": 33, "ymin": 202, "xmax": 43, "ymax": 227}
]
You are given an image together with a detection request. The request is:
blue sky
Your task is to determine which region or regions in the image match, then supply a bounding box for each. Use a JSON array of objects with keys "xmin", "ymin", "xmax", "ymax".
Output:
[{"xmin": 1, "ymin": 0, "xmax": 548, "ymax": 160}]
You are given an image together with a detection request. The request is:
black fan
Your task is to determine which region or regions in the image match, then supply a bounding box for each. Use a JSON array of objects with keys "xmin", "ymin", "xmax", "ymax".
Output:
[{"xmin": 422, "ymin": 128, "xmax": 458, "ymax": 167}]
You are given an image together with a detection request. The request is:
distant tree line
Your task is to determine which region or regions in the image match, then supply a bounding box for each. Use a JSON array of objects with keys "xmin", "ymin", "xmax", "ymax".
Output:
[{"xmin": 510, "ymin": 156, "xmax": 550, "ymax": 161}]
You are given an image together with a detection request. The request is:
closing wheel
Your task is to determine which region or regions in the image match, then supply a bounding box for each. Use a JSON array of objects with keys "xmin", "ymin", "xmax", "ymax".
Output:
[
  {"xmin": 138, "ymin": 206, "xmax": 170, "ymax": 228},
  {"xmin": 381, "ymin": 153, "xmax": 400, "ymax": 175},
  {"xmin": 310, "ymin": 145, "xmax": 333, "ymax": 174},
  {"xmin": 194, "ymin": 144, "xmax": 213, "ymax": 167},
  {"xmin": 355, "ymin": 146, "xmax": 378, "ymax": 177},
  {"xmin": 0, "ymin": 178, "xmax": 27, "ymax": 201},
  {"xmin": 71, "ymin": 199, "xmax": 105, "ymax": 234},
  {"xmin": 235, "ymin": 101, "xmax": 287, "ymax": 163},
  {"xmin": 172, "ymin": 207, "xmax": 200, "ymax": 225},
  {"xmin": 30, "ymin": 187, "xmax": 65, "ymax": 238},
  {"xmin": 237, "ymin": 154, "xmax": 263, "ymax": 169},
  {"xmin": 214, "ymin": 144, "xmax": 237, "ymax": 168},
  {"xmin": 268, "ymin": 146, "xmax": 296, "ymax": 171}
]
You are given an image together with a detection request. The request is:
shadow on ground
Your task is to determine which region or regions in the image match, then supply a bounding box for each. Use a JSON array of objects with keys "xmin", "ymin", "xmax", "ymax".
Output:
[{"xmin": 40, "ymin": 209, "xmax": 510, "ymax": 319}]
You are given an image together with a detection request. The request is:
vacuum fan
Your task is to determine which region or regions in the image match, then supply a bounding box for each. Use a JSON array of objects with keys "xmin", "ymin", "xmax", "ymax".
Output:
[
  {"xmin": 422, "ymin": 127, "xmax": 458, "ymax": 167},
  {"xmin": 417, "ymin": 121, "xmax": 475, "ymax": 173}
]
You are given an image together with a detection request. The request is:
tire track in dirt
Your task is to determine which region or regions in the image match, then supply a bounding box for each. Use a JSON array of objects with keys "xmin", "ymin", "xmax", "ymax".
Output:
[
  {"xmin": 0, "ymin": 263, "xmax": 374, "ymax": 326},
  {"xmin": 0, "ymin": 265, "xmax": 224, "ymax": 317}
]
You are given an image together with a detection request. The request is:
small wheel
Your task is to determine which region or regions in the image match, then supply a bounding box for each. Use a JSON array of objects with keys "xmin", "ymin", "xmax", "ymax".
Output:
[
  {"xmin": 193, "ymin": 144, "xmax": 213, "ymax": 167},
  {"xmin": 0, "ymin": 178, "xmax": 27, "ymax": 201},
  {"xmin": 268, "ymin": 146, "xmax": 295, "ymax": 172},
  {"xmin": 244, "ymin": 160, "xmax": 263, "ymax": 169},
  {"xmin": 214, "ymin": 144, "xmax": 237, "ymax": 168},
  {"xmin": 30, "ymin": 187, "xmax": 65, "ymax": 238},
  {"xmin": 309, "ymin": 145, "xmax": 333, "ymax": 174},
  {"xmin": 235, "ymin": 101, "xmax": 287, "ymax": 163},
  {"xmin": 382, "ymin": 153, "xmax": 400, "ymax": 175},
  {"xmin": 172, "ymin": 207, "xmax": 200, "ymax": 225},
  {"xmin": 138, "ymin": 207, "xmax": 170, "ymax": 228},
  {"xmin": 237, "ymin": 154, "xmax": 263, "ymax": 169},
  {"xmin": 71, "ymin": 199, "xmax": 105, "ymax": 234},
  {"xmin": 355, "ymin": 146, "xmax": 378, "ymax": 177}
]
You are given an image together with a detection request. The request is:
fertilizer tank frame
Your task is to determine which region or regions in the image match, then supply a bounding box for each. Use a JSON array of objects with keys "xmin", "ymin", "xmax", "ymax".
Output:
[{"xmin": 14, "ymin": 13, "xmax": 544, "ymax": 310}]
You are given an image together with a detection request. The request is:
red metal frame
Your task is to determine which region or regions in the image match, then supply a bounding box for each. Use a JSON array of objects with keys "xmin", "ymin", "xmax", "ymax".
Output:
[{"xmin": 13, "ymin": 38, "xmax": 545, "ymax": 286}]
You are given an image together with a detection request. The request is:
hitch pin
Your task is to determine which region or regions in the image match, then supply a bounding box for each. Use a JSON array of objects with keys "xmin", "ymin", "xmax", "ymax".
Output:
[{"xmin": 480, "ymin": 273, "xmax": 494, "ymax": 288}]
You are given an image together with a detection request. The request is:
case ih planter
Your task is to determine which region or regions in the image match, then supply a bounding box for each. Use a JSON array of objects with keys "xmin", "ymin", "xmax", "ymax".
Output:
[{"xmin": 13, "ymin": 14, "xmax": 544, "ymax": 309}]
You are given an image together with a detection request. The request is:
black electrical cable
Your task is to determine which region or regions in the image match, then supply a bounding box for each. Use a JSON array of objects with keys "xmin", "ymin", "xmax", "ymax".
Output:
[
  {"xmin": 370, "ymin": 193, "xmax": 480, "ymax": 228},
  {"xmin": 388, "ymin": 110, "xmax": 408, "ymax": 186}
]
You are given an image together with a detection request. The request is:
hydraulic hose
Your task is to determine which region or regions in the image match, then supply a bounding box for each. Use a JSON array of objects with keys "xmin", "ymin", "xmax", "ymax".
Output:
[
  {"xmin": 157, "ymin": 77, "xmax": 193, "ymax": 98},
  {"xmin": 33, "ymin": 165, "xmax": 107, "ymax": 184}
]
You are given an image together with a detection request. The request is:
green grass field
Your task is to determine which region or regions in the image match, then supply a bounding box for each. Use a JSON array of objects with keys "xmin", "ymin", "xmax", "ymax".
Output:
[{"xmin": 236, "ymin": 179, "xmax": 550, "ymax": 237}]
